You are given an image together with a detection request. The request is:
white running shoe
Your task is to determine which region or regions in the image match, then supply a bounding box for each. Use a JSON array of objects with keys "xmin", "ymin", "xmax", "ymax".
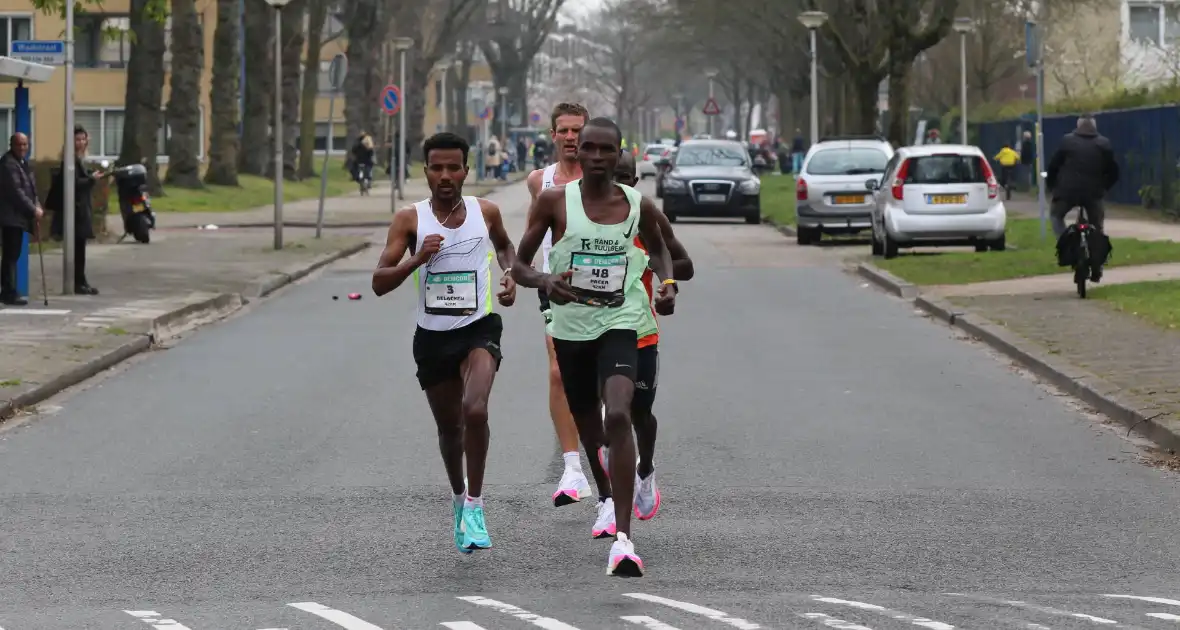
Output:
[
  {"xmin": 633, "ymin": 467, "xmax": 661, "ymax": 520},
  {"xmin": 552, "ymin": 466, "xmax": 592, "ymax": 507},
  {"xmin": 607, "ymin": 531, "xmax": 644, "ymax": 577},
  {"xmin": 592, "ymin": 497, "xmax": 617, "ymax": 539}
]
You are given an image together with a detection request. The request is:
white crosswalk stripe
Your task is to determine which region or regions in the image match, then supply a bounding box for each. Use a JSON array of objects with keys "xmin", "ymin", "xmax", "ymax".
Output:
[
  {"xmin": 124, "ymin": 610, "xmax": 196, "ymax": 629},
  {"xmin": 623, "ymin": 593, "xmax": 760, "ymax": 630},
  {"xmin": 457, "ymin": 596, "xmax": 582, "ymax": 630},
  {"xmin": 287, "ymin": 602, "xmax": 386, "ymax": 629},
  {"xmin": 811, "ymin": 597, "xmax": 954, "ymax": 629},
  {"xmin": 801, "ymin": 613, "xmax": 875, "ymax": 629},
  {"xmin": 441, "ymin": 623, "xmax": 490, "ymax": 630},
  {"xmin": 621, "ymin": 615, "xmax": 683, "ymax": 630}
]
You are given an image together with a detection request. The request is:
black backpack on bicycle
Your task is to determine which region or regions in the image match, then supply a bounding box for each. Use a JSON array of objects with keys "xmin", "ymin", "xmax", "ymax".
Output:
[{"xmin": 1056, "ymin": 224, "xmax": 1112, "ymax": 268}]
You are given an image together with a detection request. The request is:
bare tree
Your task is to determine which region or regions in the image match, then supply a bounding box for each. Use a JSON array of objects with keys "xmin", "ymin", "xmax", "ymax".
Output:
[
  {"xmin": 342, "ymin": 0, "xmax": 393, "ymax": 151},
  {"xmin": 298, "ymin": 0, "xmax": 344, "ymax": 178},
  {"xmin": 240, "ymin": 0, "xmax": 273, "ymax": 176},
  {"xmin": 480, "ymin": 0, "xmax": 566, "ymax": 137},
  {"xmin": 120, "ymin": 0, "xmax": 168, "ymax": 194},
  {"xmin": 278, "ymin": 0, "xmax": 307, "ymax": 179}
]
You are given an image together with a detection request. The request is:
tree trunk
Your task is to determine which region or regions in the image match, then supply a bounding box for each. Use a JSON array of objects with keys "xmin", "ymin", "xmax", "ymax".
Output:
[
  {"xmin": 343, "ymin": 0, "xmax": 387, "ymax": 158},
  {"xmin": 279, "ymin": 0, "xmax": 306, "ymax": 180},
  {"xmin": 205, "ymin": 0, "xmax": 241, "ymax": 186},
  {"xmin": 164, "ymin": 0, "xmax": 203, "ymax": 188},
  {"xmin": 886, "ymin": 57, "xmax": 911, "ymax": 147},
  {"xmin": 407, "ymin": 53, "xmax": 431, "ymax": 162},
  {"xmin": 120, "ymin": 0, "xmax": 167, "ymax": 196},
  {"xmin": 298, "ymin": 0, "xmax": 330, "ymax": 179},
  {"xmin": 454, "ymin": 52, "xmax": 472, "ymax": 140},
  {"xmin": 851, "ymin": 75, "xmax": 880, "ymax": 135},
  {"xmin": 239, "ymin": 0, "xmax": 272, "ymax": 176}
]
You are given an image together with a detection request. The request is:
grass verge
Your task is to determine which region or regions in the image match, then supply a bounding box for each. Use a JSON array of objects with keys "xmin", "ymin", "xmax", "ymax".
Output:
[
  {"xmin": 760, "ymin": 175, "xmax": 796, "ymax": 226},
  {"xmin": 874, "ymin": 218, "xmax": 1180, "ymax": 285},
  {"xmin": 1091, "ymin": 280, "xmax": 1180, "ymax": 330}
]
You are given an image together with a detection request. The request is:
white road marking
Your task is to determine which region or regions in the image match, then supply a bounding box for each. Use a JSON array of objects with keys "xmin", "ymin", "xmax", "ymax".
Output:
[
  {"xmin": 1146, "ymin": 613, "xmax": 1180, "ymax": 621},
  {"xmin": 944, "ymin": 595, "xmax": 1131, "ymax": 627},
  {"xmin": 457, "ymin": 596, "xmax": 581, "ymax": 630},
  {"xmin": 812, "ymin": 597, "xmax": 953, "ymax": 630},
  {"xmin": 623, "ymin": 593, "xmax": 760, "ymax": 630},
  {"xmin": 441, "ymin": 623, "xmax": 489, "ymax": 630},
  {"xmin": 621, "ymin": 615, "xmax": 682, "ymax": 630},
  {"xmin": 0, "ymin": 309, "xmax": 70, "ymax": 315},
  {"xmin": 1103, "ymin": 595, "xmax": 1180, "ymax": 607},
  {"xmin": 124, "ymin": 610, "xmax": 196, "ymax": 629},
  {"xmin": 287, "ymin": 602, "xmax": 385, "ymax": 629},
  {"xmin": 801, "ymin": 612, "xmax": 875, "ymax": 629}
]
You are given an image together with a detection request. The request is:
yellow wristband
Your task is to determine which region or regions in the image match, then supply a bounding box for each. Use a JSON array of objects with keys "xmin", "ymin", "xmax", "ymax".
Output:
[{"xmin": 662, "ymin": 279, "xmax": 676, "ymax": 285}]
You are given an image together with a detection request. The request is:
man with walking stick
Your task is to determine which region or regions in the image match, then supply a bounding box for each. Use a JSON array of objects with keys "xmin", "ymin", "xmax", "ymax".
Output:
[{"xmin": 0, "ymin": 133, "xmax": 43, "ymax": 307}]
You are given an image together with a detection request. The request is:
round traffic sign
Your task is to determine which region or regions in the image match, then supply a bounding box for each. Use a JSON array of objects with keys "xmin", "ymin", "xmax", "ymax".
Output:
[
  {"xmin": 479, "ymin": 107, "xmax": 491, "ymax": 120},
  {"xmin": 327, "ymin": 54, "xmax": 347, "ymax": 92},
  {"xmin": 530, "ymin": 111, "xmax": 541, "ymax": 124},
  {"xmin": 381, "ymin": 84, "xmax": 402, "ymax": 116}
]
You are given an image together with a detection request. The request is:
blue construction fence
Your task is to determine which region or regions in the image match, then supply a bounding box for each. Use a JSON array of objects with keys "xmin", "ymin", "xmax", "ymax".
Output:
[{"xmin": 975, "ymin": 105, "xmax": 1180, "ymax": 209}]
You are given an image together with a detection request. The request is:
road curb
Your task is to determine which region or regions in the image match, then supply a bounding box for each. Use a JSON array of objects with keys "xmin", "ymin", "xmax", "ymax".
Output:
[
  {"xmin": 856, "ymin": 261, "xmax": 919, "ymax": 299},
  {"xmin": 246, "ymin": 240, "xmax": 372, "ymax": 299},
  {"xmin": 762, "ymin": 217, "xmax": 797, "ymax": 237},
  {"xmin": 0, "ymin": 240, "xmax": 372, "ymax": 422},
  {"xmin": 914, "ymin": 293, "xmax": 1180, "ymax": 452}
]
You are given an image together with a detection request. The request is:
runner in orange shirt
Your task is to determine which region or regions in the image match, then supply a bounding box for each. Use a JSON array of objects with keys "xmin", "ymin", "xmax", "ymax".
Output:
[{"xmin": 594, "ymin": 150, "xmax": 694, "ymax": 521}]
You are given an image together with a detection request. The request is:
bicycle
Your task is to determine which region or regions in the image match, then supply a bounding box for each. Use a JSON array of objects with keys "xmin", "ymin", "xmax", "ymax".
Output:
[
  {"xmin": 1072, "ymin": 206, "xmax": 1091, "ymax": 298},
  {"xmin": 1062, "ymin": 205, "xmax": 1111, "ymax": 299}
]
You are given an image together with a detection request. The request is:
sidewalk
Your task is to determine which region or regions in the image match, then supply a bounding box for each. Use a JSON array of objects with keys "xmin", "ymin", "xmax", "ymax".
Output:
[
  {"xmin": 134, "ymin": 172, "xmax": 526, "ymax": 232},
  {"xmin": 1003, "ymin": 194, "xmax": 1180, "ymax": 242}
]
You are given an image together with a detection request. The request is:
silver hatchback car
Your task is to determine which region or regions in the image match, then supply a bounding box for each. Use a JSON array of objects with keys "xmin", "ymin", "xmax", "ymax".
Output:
[{"xmin": 795, "ymin": 136, "xmax": 894, "ymax": 245}]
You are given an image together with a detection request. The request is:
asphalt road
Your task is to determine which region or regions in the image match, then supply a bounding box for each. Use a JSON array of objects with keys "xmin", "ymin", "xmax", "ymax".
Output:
[{"xmin": 1, "ymin": 176, "xmax": 1179, "ymax": 630}]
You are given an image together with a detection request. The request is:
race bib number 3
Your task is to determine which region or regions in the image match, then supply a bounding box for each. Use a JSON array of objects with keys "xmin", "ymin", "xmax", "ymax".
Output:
[
  {"xmin": 425, "ymin": 270, "xmax": 478, "ymax": 315},
  {"xmin": 569, "ymin": 252, "xmax": 627, "ymax": 307}
]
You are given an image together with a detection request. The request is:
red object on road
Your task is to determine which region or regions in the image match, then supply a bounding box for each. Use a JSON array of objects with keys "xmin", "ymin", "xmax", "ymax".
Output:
[{"xmin": 348, "ymin": 293, "xmax": 362, "ymax": 300}]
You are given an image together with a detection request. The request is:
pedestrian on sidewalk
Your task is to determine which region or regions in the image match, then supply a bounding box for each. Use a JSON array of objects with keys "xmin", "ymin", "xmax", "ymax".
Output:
[
  {"xmin": 0, "ymin": 132, "xmax": 43, "ymax": 307},
  {"xmin": 46, "ymin": 125, "xmax": 101, "ymax": 295},
  {"xmin": 994, "ymin": 144, "xmax": 1020, "ymax": 201}
]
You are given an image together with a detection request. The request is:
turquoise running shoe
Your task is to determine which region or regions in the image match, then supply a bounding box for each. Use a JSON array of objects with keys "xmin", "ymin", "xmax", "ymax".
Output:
[{"xmin": 460, "ymin": 503, "xmax": 492, "ymax": 551}]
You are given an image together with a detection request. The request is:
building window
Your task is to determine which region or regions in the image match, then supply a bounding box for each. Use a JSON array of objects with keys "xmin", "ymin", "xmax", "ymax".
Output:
[
  {"xmin": 75, "ymin": 107, "xmax": 205, "ymax": 161},
  {"xmin": 75, "ymin": 15, "xmax": 132, "ymax": 68},
  {"xmin": 297, "ymin": 123, "xmax": 348, "ymax": 154},
  {"xmin": 0, "ymin": 15, "xmax": 33, "ymax": 55},
  {"xmin": 1129, "ymin": 2, "xmax": 1180, "ymax": 45},
  {"xmin": 0, "ymin": 107, "xmax": 35, "ymax": 156}
]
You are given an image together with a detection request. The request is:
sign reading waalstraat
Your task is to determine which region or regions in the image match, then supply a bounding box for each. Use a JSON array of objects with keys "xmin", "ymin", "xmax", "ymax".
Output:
[{"xmin": 11, "ymin": 40, "xmax": 65, "ymax": 66}]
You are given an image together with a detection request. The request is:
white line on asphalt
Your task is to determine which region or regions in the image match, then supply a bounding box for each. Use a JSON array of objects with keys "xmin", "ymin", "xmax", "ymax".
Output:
[
  {"xmin": 287, "ymin": 602, "xmax": 385, "ymax": 629},
  {"xmin": 124, "ymin": 610, "xmax": 196, "ymax": 629},
  {"xmin": 801, "ymin": 612, "xmax": 875, "ymax": 629},
  {"xmin": 441, "ymin": 623, "xmax": 489, "ymax": 630},
  {"xmin": 812, "ymin": 597, "xmax": 954, "ymax": 630},
  {"xmin": 457, "ymin": 596, "xmax": 581, "ymax": 630},
  {"xmin": 1146, "ymin": 612, "xmax": 1180, "ymax": 621},
  {"xmin": 621, "ymin": 615, "xmax": 683, "ymax": 630},
  {"xmin": 0, "ymin": 309, "xmax": 70, "ymax": 315},
  {"xmin": 1103, "ymin": 595, "xmax": 1180, "ymax": 607},
  {"xmin": 623, "ymin": 593, "xmax": 760, "ymax": 630},
  {"xmin": 944, "ymin": 595, "xmax": 1134, "ymax": 627}
]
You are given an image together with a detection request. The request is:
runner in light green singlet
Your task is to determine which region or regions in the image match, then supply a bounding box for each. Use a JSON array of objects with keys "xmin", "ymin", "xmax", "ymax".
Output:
[
  {"xmin": 546, "ymin": 180, "xmax": 652, "ymax": 341},
  {"xmin": 511, "ymin": 116, "xmax": 680, "ymax": 578}
]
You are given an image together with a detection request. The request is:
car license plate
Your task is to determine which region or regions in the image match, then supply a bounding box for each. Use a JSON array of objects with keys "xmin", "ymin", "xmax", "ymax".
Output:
[
  {"xmin": 926, "ymin": 194, "xmax": 966, "ymax": 204},
  {"xmin": 698, "ymin": 193, "xmax": 726, "ymax": 203},
  {"xmin": 832, "ymin": 195, "xmax": 865, "ymax": 204}
]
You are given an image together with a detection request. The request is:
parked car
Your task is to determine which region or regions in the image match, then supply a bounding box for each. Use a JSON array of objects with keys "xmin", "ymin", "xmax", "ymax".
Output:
[
  {"xmin": 654, "ymin": 146, "xmax": 678, "ymax": 198},
  {"xmin": 657, "ymin": 139, "xmax": 761, "ymax": 224},
  {"xmin": 866, "ymin": 144, "xmax": 1007, "ymax": 258},
  {"xmin": 795, "ymin": 135, "xmax": 894, "ymax": 245},
  {"xmin": 638, "ymin": 144, "xmax": 670, "ymax": 179}
]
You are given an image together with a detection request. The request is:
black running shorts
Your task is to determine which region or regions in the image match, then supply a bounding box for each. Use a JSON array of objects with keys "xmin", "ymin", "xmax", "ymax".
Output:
[
  {"xmin": 411, "ymin": 314, "xmax": 503, "ymax": 390},
  {"xmin": 551, "ymin": 328, "xmax": 638, "ymax": 415},
  {"xmin": 632, "ymin": 345, "xmax": 659, "ymax": 415}
]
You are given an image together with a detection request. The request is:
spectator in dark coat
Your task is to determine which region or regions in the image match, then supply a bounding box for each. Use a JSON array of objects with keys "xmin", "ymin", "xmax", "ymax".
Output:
[
  {"xmin": 48, "ymin": 125, "xmax": 101, "ymax": 295},
  {"xmin": 0, "ymin": 132, "xmax": 42, "ymax": 306}
]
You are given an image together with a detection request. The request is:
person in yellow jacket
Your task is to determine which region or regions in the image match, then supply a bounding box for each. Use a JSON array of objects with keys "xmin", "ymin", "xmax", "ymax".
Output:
[{"xmin": 994, "ymin": 145, "xmax": 1020, "ymax": 201}]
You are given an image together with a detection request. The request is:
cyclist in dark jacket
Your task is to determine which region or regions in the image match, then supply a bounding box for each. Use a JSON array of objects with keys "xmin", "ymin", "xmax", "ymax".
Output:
[{"xmin": 1045, "ymin": 115, "xmax": 1119, "ymax": 237}]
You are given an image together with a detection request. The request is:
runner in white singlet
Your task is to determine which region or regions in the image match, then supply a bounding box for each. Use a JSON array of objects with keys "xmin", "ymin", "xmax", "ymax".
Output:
[{"xmin": 373, "ymin": 132, "xmax": 518, "ymax": 555}]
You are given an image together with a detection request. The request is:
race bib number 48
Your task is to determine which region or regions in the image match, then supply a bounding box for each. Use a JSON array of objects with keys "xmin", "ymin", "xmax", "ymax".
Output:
[
  {"xmin": 425, "ymin": 270, "xmax": 478, "ymax": 315},
  {"xmin": 569, "ymin": 252, "xmax": 627, "ymax": 307}
]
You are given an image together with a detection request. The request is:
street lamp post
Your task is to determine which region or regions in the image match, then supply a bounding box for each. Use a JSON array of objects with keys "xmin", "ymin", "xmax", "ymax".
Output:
[
  {"xmin": 798, "ymin": 10, "xmax": 828, "ymax": 146},
  {"xmin": 436, "ymin": 59, "xmax": 452, "ymax": 132},
  {"xmin": 393, "ymin": 37, "xmax": 414, "ymax": 203},
  {"xmin": 703, "ymin": 68, "xmax": 718, "ymax": 137},
  {"xmin": 62, "ymin": 0, "xmax": 76, "ymax": 292},
  {"xmin": 953, "ymin": 17, "xmax": 975, "ymax": 145},
  {"xmin": 264, "ymin": 0, "xmax": 290, "ymax": 251}
]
